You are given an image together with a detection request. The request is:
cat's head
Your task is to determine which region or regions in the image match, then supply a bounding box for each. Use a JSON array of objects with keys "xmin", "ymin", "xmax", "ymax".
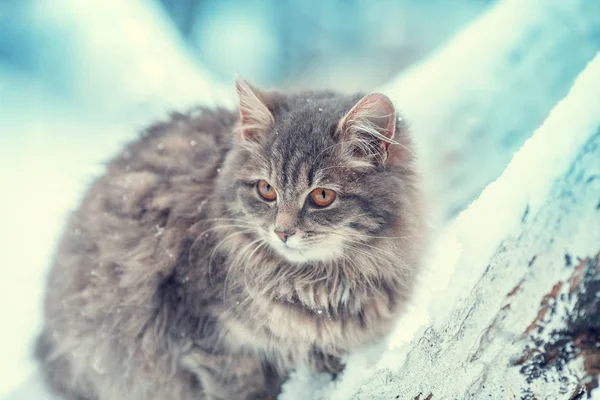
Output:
[{"xmin": 220, "ymin": 76, "xmax": 418, "ymax": 265}]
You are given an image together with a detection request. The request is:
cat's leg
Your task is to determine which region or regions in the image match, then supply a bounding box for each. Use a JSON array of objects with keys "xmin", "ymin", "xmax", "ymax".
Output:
[{"xmin": 181, "ymin": 347, "xmax": 283, "ymax": 400}]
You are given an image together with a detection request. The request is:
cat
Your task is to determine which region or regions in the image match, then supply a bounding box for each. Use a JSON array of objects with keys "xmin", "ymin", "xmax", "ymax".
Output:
[{"xmin": 35, "ymin": 76, "xmax": 428, "ymax": 400}]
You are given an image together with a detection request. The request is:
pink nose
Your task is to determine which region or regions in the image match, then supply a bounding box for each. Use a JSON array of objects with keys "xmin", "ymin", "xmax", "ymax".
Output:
[{"xmin": 275, "ymin": 230, "xmax": 291, "ymax": 243}]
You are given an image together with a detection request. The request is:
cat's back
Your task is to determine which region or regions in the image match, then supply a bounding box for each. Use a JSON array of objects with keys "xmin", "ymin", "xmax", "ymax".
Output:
[
  {"xmin": 35, "ymin": 106, "xmax": 238, "ymax": 400},
  {"xmin": 43, "ymin": 106, "xmax": 237, "ymax": 322}
]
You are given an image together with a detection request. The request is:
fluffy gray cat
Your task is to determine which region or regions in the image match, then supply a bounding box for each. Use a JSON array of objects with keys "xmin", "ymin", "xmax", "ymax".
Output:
[{"xmin": 35, "ymin": 76, "xmax": 427, "ymax": 400}]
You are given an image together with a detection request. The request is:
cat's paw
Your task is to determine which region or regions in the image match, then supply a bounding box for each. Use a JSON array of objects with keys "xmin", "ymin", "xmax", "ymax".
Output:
[{"xmin": 311, "ymin": 351, "xmax": 345, "ymax": 378}]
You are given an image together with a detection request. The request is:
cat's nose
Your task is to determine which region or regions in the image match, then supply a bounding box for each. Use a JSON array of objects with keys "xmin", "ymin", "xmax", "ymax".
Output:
[{"xmin": 275, "ymin": 230, "xmax": 294, "ymax": 243}]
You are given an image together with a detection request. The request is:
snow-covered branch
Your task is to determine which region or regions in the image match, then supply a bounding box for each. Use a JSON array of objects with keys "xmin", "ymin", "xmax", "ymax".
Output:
[{"xmin": 342, "ymin": 51, "xmax": 600, "ymax": 400}]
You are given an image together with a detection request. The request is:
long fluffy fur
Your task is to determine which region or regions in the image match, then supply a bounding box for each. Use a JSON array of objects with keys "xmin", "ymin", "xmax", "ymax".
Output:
[{"xmin": 36, "ymin": 87, "xmax": 427, "ymax": 399}]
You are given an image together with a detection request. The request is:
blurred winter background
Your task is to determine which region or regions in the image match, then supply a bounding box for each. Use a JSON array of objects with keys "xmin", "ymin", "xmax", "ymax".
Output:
[{"xmin": 2, "ymin": 0, "xmax": 599, "ymax": 399}]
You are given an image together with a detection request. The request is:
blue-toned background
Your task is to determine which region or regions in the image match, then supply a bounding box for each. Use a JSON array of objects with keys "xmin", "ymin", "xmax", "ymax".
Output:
[
  {"xmin": 0, "ymin": 2, "xmax": 490, "ymax": 396},
  {"xmin": 2, "ymin": 1, "xmax": 599, "ymax": 399},
  {"xmin": 157, "ymin": 0, "xmax": 491, "ymax": 88},
  {"xmin": 0, "ymin": 0, "xmax": 491, "ymax": 118}
]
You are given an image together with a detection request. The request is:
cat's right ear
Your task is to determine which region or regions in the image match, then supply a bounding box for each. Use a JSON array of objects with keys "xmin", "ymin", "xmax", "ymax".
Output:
[{"xmin": 235, "ymin": 74, "xmax": 274, "ymax": 142}]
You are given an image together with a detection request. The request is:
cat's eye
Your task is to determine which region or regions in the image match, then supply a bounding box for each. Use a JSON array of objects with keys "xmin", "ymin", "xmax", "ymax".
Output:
[
  {"xmin": 310, "ymin": 188, "xmax": 336, "ymax": 208},
  {"xmin": 257, "ymin": 180, "xmax": 277, "ymax": 201}
]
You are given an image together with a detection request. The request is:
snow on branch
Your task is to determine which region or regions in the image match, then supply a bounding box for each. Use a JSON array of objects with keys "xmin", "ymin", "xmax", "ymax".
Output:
[{"xmin": 380, "ymin": 0, "xmax": 600, "ymax": 221}]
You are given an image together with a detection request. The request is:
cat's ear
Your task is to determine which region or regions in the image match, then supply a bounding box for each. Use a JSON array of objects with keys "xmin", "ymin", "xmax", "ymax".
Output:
[
  {"xmin": 235, "ymin": 74, "xmax": 274, "ymax": 142},
  {"xmin": 337, "ymin": 93, "xmax": 398, "ymax": 165}
]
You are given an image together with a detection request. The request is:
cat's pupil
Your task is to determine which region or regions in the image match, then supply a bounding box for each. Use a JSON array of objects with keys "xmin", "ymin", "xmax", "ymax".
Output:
[
  {"xmin": 320, "ymin": 190, "xmax": 326, "ymax": 198},
  {"xmin": 266, "ymin": 184, "xmax": 271, "ymax": 192}
]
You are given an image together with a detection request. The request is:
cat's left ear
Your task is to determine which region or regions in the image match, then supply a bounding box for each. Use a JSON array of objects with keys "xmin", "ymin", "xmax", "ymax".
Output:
[
  {"xmin": 337, "ymin": 93, "xmax": 398, "ymax": 164},
  {"xmin": 235, "ymin": 74, "xmax": 274, "ymax": 142}
]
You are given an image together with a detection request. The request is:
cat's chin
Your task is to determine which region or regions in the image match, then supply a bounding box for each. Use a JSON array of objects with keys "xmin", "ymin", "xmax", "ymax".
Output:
[
  {"xmin": 275, "ymin": 247, "xmax": 330, "ymax": 264},
  {"xmin": 268, "ymin": 237, "xmax": 341, "ymax": 264}
]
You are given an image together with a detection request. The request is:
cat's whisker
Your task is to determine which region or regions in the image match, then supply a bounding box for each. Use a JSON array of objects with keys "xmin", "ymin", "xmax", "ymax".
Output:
[
  {"xmin": 335, "ymin": 235, "xmax": 403, "ymax": 262},
  {"xmin": 319, "ymin": 219, "xmax": 413, "ymax": 240},
  {"xmin": 189, "ymin": 223, "xmax": 258, "ymax": 276},
  {"xmin": 301, "ymin": 224, "xmax": 413, "ymax": 243},
  {"xmin": 197, "ymin": 223, "xmax": 258, "ymax": 239},
  {"xmin": 190, "ymin": 221, "xmax": 256, "ymax": 242},
  {"xmin": 340, "ymin": 243, "xmax": 400, "ymax": 276},
  {"xmin": 223, "ymin": 237, "xmax": 265, "ymax": 302},
  {"xmin": 214, "ymin": 223, "xmax": 258, "ymax": 230},
  {"xmin": 326, "ymin": 231, "xmax": 414, "ymax": 271},
  {"xmin": 240, "ymin": 241, "xmax": 268, "ymax": 294},
  {"xmin": 341, "ymin": 244, "xmax": 385, "ymax": 265},
  {"xmin": 208, "ymin": 228, "xmax": 257, "ymax": 280},
  {"xmin": 200, "ymin": 217, "xmax": 256, "ymax": 223},
  {"xmin": 341, "ymin": 253, "xmax": 364, "ymax": 274},
  {"xmin": 245, "ymin": 241, "xmax": 267, "ymax": 269},
  {"xmin": 336, "ymin": 231, "xmax": 412, "ymax": 240},
  {"xmin": 208, "ymin": 227, "xmax": 258, "ymax": 258}
]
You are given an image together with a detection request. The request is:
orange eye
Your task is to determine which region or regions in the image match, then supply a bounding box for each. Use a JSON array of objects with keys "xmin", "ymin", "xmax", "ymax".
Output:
[
  {"xmin": 257, "ymin": 180, "xmax": 277, "ymax": 201},
  {"xmin": 310, "ymin": 188, "xmax": 336, "ymax": 208}
]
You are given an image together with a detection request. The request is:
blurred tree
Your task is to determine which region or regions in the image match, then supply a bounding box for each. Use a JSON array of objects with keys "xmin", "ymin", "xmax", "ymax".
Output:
[{"xmin": 155, "ymin": 0, "xmax": 492, "ymax": 90}]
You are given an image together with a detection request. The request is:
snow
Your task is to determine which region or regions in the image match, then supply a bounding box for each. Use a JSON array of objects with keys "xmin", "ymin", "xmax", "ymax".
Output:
[
  {"xmin": 432, "ymin": 49, "xmax": 600, "ymax": 306},
  {"xmin": 2, "ymin": 0, "xmax": 600, "ymax": 399},
  {"xmin": 420, "ymin": 44, "xmax": 600, "ymax": 352},
  {"xmin": 367, "ymin": 124, "xmax": 600, "ymax": 396},
  {"xmin": 361, "ymin": 57, "xmax": 600, "ymax": 398}
]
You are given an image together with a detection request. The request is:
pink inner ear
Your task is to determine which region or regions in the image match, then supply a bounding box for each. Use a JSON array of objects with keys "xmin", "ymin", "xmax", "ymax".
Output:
[
  {"xmin": 340, "ymin": 93, "xmax": 397, "ymax": 152},
  {"xmin": 362, "ymin": 94, "xmax": 395, "ymax": 138},
  {"xmin": 379, "ymin": 98, "xmax": 396, "ymax": 141},
  {"xmin": 239, "ymin": 109, "xmax": 255, "ymax": 140},
  {"xmin": 235, "ymin": 75, "xmax": 274, "ymax": 141},
  {"xmin": 239, "ymin": 108, "xmax": 249, "ymax": 125}
]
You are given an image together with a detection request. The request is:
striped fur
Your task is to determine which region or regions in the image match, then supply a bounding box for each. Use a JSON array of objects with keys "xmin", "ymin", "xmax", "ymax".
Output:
[{"xmin": 36, "ymin": 83, "xmax": 428, "ymax": 400}]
